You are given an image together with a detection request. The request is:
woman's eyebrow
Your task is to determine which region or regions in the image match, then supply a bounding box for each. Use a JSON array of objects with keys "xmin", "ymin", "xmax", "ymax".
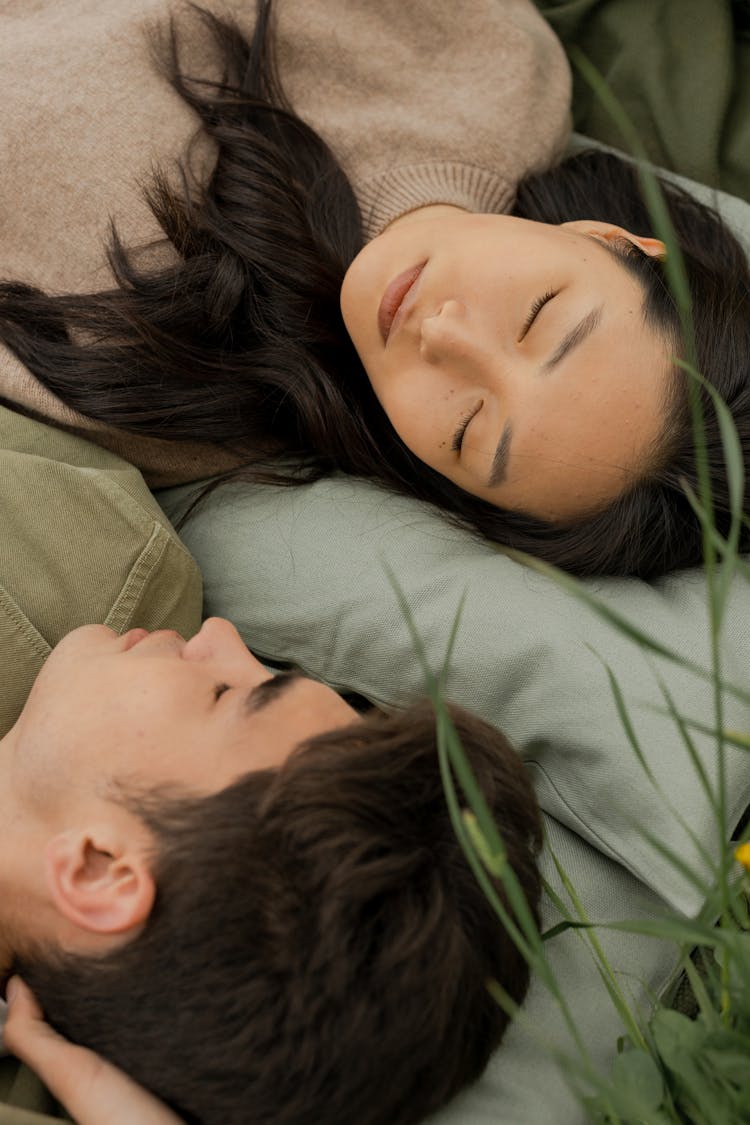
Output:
[
  {"xmin": 542, "ymin": 305, "xmax": 603, "ymax": 373},
  {"xmin": 487, "ymin": 421, "xmax": 513, "ymax": 488},
  {"xmin": 244, "ymin": 669, "xmax": 304, "ymax": 714}
]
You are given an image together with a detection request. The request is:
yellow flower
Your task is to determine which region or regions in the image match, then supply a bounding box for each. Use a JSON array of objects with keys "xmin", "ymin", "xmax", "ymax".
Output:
[{"xmin": 735, "ymin": 842, "xmax": 750, "ymax": 872}]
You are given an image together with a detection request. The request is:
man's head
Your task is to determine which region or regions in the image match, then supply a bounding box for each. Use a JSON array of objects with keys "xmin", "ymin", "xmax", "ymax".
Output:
[
  {"xmin": 3, "ymin": 619, "xmax": 543, "ymax": 1125},
  {"xmin": 0, "ymin": 617, "xmax": 358, "ymax": 961}
]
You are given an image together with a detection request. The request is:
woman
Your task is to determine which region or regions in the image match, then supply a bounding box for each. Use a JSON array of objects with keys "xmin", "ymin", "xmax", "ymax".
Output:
[{"xmin": 0, "ymin": 0, "xmax": 748, "ymax": 578}]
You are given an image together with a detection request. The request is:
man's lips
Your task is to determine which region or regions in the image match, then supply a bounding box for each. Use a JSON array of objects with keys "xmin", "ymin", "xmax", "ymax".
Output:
[
  {"xmin": 377, "ymin": 262, "xmax": 426, "ymax": 344},
  {"xmin": 120, "ymin": 628, "xmax": 150, "ymax": 651},
  {"xmin": 120, "ymin": 628, "xmax": 183, "ymax": 652}
]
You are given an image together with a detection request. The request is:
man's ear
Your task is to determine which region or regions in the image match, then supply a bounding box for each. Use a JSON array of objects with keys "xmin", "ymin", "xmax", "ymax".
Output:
[
  {"xmin": 562, "ymin": 219, "xmax": 667, "ymax": 260},
  {"xmin": 44, "ymin": 827, "xmax": 155, "ymax": 937}
]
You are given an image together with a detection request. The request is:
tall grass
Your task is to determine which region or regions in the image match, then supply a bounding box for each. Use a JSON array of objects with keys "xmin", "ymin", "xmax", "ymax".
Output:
[{"xmin": 395, "ymin": 57, "xmax": 750, "ymax": 1123}]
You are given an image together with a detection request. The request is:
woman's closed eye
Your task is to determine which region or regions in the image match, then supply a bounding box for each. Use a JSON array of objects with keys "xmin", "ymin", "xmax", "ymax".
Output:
[
  {"xmin": 519, "ymin": 289, "xmax": 556, "ymax": 341},
  {"xmin": 449, "ymin": 287, "xmax": 558, "ymax": 461},
  {"xmin": 451, "ymin": 400, "xmax": 483, "ymax": 453}
]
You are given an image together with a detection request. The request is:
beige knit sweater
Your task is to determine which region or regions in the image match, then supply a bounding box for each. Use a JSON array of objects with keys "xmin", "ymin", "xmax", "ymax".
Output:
[{"xmin": 0, "ymin": 0, "xmax": 571, "ymax": 485}]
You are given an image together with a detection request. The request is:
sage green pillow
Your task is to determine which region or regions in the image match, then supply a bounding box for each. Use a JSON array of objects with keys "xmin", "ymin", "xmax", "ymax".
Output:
[
  {"xmin": 159, "ymin": 467, "xmax": 750, "ymax": 1123},
  {"xmin": 160, "ymin": 473, "xmax": 750, "ymax": 919}
]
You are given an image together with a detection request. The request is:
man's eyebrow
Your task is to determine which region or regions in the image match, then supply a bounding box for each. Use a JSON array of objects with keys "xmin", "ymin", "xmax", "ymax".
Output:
[
  {"xmin": 244, "ymin": 669, "xmax": 304, "ymax": 714},
  {"xmin": 487, "ymin": 421, "xmax": 513, "ymax": 488},
  {"xmin": 542, "ymin": 305, "xmax": 603, "ymax": 373}
]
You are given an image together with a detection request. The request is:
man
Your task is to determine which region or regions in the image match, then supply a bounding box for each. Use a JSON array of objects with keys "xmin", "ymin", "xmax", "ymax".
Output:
[{"xmin": 0, "ymin": 405, "xmax": 543, "ymax": 1125}]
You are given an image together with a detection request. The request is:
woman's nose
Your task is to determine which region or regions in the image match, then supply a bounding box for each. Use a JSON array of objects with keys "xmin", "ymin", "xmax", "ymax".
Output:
[{"xmin": 419, "ymin": 300, "xmax": 476, "ymax": 364}]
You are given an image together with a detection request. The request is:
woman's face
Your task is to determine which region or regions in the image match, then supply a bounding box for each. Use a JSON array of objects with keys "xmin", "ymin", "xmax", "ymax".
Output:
[{"xmin": 340, "ymin": 208, "xmax": 671, "ymax": 522}]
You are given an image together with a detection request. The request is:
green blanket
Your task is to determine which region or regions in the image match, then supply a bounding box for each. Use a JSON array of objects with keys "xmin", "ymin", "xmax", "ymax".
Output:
[{"xmin": 536, "ymin": 0, "xmax": 750, "ymax": 203}]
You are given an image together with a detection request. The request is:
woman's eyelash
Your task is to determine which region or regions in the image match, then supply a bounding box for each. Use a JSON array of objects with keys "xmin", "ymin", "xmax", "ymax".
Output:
[
  {"xmin": 451, "ymin": 402, "xmax": 482, "ymax": 453},
  {"xmin": 213, "ymin": 682, "xmax": 231, "ymax": 701},
  {"xmin": 520, "ymin": 289, "xmax": 556, "ymax": 339},
  {"xmin": 451, "ymin": 410, "xmax": 474, "ymax": 453}
]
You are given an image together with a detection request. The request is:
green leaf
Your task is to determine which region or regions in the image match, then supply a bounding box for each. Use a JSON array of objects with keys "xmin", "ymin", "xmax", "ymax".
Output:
[
  {"xmin": 503, "ymin": 549, "xmax": 750, "ymax": 710},
  {"xmin": 675, "ymin": 360, "xmax": 745, "ymax": 623},
  {"xmin": 702, "ymin": 1046, "xmax": 750, "ymax": 1086},
  {"xmin": 610, "ymin": 1049, "xmax": 665, "ymax": 1114},
  {"xmin": 540, "ymin": 918, "xmax": 594, "ymax": 942},
  {"xmin": 604, "ymin": 915, "xmax": 725, "ymax": 947},
  {"xmin": 651, "ymin": 1009, "xmax": 705, "ymax": 1076},
  {"xmin": 634, "ymin": 705, "xmax": 750, "ymax": 755},
  {"xmin": 723, "ymin": 728, "xmax": 750, "ymax": 750},
  {"xmin": 680, "ymin": 953, "xmax": 720, "ymax": 1029},
  {"xmin": 462, "ymin": 809, "xmax": 506, "ymax": 878}
]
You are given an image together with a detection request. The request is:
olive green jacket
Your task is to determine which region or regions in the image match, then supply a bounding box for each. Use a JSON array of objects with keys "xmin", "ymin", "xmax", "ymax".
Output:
[{"xmin": 0, "ymin": 406, "xmax": 203, "ymax": 1123}]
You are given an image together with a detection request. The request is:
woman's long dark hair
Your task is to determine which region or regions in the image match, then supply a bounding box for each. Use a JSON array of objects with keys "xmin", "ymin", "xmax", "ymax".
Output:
[
  {"xmin": 1, "ymin": 1, "xmax": 748, "ymax": 577},
  {"xmin": 0, "ymin": 2, "xmax": 374, "ymax": 471}
]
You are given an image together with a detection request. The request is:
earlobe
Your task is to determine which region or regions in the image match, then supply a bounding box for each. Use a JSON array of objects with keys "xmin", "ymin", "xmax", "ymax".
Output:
[{"xmin": 45, "ymin": 829, "xmax": 155, "ymax": 938}]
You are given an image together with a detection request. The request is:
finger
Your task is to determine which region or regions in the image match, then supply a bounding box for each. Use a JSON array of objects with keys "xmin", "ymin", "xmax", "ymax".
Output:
[
  {"xmin": 3, "ymin": 977, "xmax": 58, "ymax": 1056},
  {"xmin": 5, "ymin": 978, "xmax": 183, "ymax": 1125},
  {"xmin": 5, "ymin": 978, "xmax": 113, "ymax": 1108}
]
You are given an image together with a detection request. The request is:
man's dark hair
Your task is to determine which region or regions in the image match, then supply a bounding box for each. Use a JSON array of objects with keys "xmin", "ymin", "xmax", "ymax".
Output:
[{"xmin": 16, "ymin": 699, "xmax": 543, "ymax": 1125}]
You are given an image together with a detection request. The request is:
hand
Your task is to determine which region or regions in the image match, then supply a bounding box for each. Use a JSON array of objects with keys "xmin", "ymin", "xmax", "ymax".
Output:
[{"xmin": 4, "ymin": 977, "xmax": 183, "ymax": 1125}]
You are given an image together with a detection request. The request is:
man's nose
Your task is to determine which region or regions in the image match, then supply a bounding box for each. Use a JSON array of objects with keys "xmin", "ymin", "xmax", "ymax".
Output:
[
  {"xmin": 183, "ymin": 618, "xmax": 273, "ymax": 684},
  {"xmin": 182, "ymin": 617, "xmax": 253, "ymax": 663}
]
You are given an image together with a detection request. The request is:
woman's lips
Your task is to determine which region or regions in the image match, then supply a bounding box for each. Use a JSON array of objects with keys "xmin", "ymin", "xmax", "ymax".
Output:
[{"xmin": 378, "ymin": 262, "xmax": 427, "ymax": 344}]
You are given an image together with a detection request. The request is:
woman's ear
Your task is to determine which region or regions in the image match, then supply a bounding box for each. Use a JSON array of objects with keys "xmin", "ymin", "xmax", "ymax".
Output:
[
  {"xmin": 44, "ymin": 827, "xmax": 155, "ymax": 938},
  {"xmin": 562, "ymin": 219, "xmax": 667, "ymax": 260},
  {"xmin": 620, "ymin": 233, "xmax": 667, "ymax": 259}
]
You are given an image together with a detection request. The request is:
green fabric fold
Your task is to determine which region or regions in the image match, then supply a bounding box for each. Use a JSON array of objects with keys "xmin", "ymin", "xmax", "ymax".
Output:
[{"xmin": 536, "ymin": 0, "xmax": 750, "ymax": 203}]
